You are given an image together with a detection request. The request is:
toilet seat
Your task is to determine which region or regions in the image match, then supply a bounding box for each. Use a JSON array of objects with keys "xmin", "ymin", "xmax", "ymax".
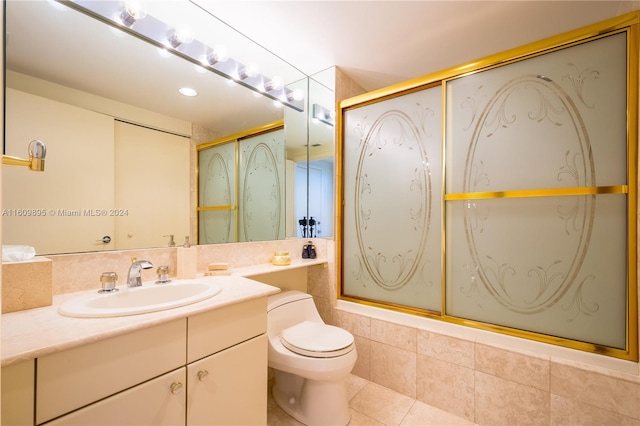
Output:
[{"xmin": 280, "ymin": 321, "xmax": 354, "ymax": 358}]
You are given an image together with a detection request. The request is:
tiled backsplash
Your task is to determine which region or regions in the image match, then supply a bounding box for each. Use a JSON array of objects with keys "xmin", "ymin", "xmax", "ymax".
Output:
[
  {"xmin": 2, "ymin": 257, "xmax": 52, "ymax": 313},
  {"xmin": 2, "ymin": 239, "xmax": 327, "ymax": 306}
]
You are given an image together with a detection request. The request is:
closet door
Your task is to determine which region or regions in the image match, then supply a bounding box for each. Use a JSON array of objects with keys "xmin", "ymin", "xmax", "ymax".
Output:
[
  {"xmin": 3, "ymin": 88, "xmax": 115, "ymax": 254},
  {"xmin": 114, "ymin": 121, "xmax": 190, "ymax": 249}
]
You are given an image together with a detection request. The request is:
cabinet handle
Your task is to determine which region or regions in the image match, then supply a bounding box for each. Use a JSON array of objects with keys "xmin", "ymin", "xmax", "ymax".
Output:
[
  {"xmin": 197, "ymin": 370, "xmax": 209, "ymax": 382},
  {"xmin": 170, "ymin": 382, "xmax": 183, "ymax": 395}
]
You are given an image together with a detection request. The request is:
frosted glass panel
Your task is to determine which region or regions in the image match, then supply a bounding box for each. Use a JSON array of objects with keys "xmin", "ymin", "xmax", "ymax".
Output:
[
  {"xmin": 198, "ymin": 210, "xmax": 235, "ymax": 244},
  {"xmin": 199, "ymin": 143, "xmax": 235, "ymax": 207},
  {"xmin": 198, "ymin": 142, "xmax": 236, "ymax": 244},
  {"xmin": 239, "ymin": 129, "xmax": 286, "ymax": 242},
  {"xmin": 446, "ymin": 32, "xmax": 627, "ymax": 194},
  {"xmin": 342, "ymin": 85, "xmax": 442, "ymax": 311},
  {"xmin": 445, "ymin": 195, "xmax": 627, "ymax": 349},
  {"xmin": 339, "ymin": 23, "xmax": 634, "ymax": 357}
]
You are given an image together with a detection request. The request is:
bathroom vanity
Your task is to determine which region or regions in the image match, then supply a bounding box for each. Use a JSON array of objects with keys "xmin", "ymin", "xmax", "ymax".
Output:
[{"xmin": 1, "ymin": 275, "xmax": 280, "ymax": 425}]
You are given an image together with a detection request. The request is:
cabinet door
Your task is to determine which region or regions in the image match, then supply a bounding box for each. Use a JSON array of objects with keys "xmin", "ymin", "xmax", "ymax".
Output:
[
  {"xmin": 43, "ymin": 368, "xmax": 186, "ymax": 426},
  {"xmin": 1, "ymin": 360, "xmax": 35, "ymax": 426},
  {"xmin": 187, "ymin": 334, "xmax": 267, "ymax": 426},
  {"xmin": 37, "ymin": 319, "xmax": 186, "ymax": 423}
]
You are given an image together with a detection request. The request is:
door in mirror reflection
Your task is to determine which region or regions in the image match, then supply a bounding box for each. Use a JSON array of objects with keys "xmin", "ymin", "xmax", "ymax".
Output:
[
  {"xmin": 294, "ymin": 160, "xmax": 334, "ymax": 238},
  {"xmin": 114, "ymin": 122, "xmax": 190, "ymax": 249},
  {"xmin": 198, "ymin": 125, "xmax": 286, "ymax": 244}
]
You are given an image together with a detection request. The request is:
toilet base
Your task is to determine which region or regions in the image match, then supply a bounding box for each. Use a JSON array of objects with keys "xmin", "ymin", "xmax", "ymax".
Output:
[{"xmin": 272, "ymin": 369, "xmax": 351, "ymax": 426}]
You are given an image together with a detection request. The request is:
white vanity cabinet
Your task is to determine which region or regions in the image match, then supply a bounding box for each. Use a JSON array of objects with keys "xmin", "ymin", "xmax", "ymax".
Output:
[
  {"xmin": 186, "ymin": 297, "xmax": 268, "ymax": 425},
  {"xmin": 43, "ymin": 368, "xmax": 187, "ymax": 426},
  {"xmin": 6, "ymin": 295, "xmax": 269, "ymax": 426},
  {"xmin": 36, "ymin": 319, "xmax": 187, "ymax": 424},
  {"xmin": 187, "ymin": 335, "xmax": 267, "ymax": 425},
  {"xmin": 1, "ymin": 360, "xmax": 35, "ymax": 426}
]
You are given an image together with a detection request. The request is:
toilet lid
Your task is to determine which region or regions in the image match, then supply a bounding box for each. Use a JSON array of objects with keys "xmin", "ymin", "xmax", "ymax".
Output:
[{"xmin": 280, "ymin": 321, "xmax": 354, "ymax": 358}]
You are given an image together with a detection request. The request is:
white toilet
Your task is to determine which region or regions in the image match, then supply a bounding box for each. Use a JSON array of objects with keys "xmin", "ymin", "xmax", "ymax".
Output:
[{"xmin": 267, "ymin": 291, "xmax": 357, "ymax": 426}]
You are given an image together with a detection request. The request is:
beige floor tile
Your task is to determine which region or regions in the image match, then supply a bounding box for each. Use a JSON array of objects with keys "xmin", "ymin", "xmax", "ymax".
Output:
[
  {"xmin": 268, "ymin": 374, "xmax": 475, "ymax": 426},
  {"xmin": 400, "ymin": 400, "xmax": 474, "ymax": 426},
  {"xmin": 347, "ymin": 373, "xmax": 370, "ymax": 400},
  {"xmin": 348, "ymin": 408, "xmax": 387, "ymax": 426},
  {"xmin": 349, "ymin": 381, "xmax": 415, "ymax": 426},
  {"xmin": 267, "ymin": 404, "xmax": 305, "ymax": 426}
]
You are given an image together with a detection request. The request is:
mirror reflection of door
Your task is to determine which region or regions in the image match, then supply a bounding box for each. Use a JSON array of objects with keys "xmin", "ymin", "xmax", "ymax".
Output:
[
  {"xmin": 294, "ymin": 159, "xmax": 334, "ymax": 239},
  {"xmin": 308, "ymin": 159, "xmax": 334, "ymax": 238},
  {"xmin": 238, "ymin": 129, "xmax": 286, "ymax": 242},
  {"xmin": 198, "ymin": 142, "xmax": 237, "ymax": 244},
  {"xmin": 3, "ymin": 88, "xmax": 115, "ymax": 254},
  {"xmin": 114, "ymin": 122, "xmax": 190, "ymax": 250},
  {"xmin": 197, "ymin": 124, "xmax": 286, "ymax": 244}
]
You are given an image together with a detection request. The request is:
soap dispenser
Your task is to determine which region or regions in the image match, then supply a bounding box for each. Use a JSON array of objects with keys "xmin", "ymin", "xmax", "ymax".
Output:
[
  {"xmin": 177, "ymin": 236, "xmax": 197, "ymax": 279},
  {"xmin": 302, "ymin": 241, "xmax": 317, "ymax": 259}
]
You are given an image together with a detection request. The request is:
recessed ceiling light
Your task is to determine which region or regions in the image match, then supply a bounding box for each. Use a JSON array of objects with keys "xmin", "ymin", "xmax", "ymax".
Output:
[{"xmin": 179, "ymin": 87, "xmax": 198, "ymax": 97}]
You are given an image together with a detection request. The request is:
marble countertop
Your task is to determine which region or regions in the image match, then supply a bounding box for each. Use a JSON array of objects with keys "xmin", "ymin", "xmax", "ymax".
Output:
[
  {"xmin": 1, "ymin": 275, "xmax": 281, "ymax": 367},
  {"xmin": 234, "ymin": 258, "xmax": 327, "ymax": 277}
]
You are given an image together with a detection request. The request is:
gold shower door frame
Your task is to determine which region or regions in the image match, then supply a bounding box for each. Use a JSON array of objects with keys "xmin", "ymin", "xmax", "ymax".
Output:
[
  {"xmin": 196, "ymin": 120, "xmax": 284, "ymax": 244},
  {"xmin": 337, "ymin": 13, "xmax": 639, "ymax": 360}
]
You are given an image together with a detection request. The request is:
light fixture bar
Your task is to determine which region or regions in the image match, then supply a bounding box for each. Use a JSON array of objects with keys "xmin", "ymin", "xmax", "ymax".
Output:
[
  {"xmin": 312, "ymin": 103, "xmax": 335, "ymax": 127},
  {"xmin": 57, "ymin": 0, "xmax": 305, "ymax": 112}
]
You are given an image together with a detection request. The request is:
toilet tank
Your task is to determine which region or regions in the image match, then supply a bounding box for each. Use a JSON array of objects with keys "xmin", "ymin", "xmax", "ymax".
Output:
[{"xmin": 267, "ymin": 291, "xmax": 324, "ymax": 336}]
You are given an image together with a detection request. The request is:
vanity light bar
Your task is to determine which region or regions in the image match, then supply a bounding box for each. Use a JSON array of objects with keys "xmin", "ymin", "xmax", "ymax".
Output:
[
  {"xmin": 57, "ymin": 0, "xmax": 305, "ymax": 112},
  {"xmin": 312, "ymin": 103, "xmax": 335, "ymax": 127}
]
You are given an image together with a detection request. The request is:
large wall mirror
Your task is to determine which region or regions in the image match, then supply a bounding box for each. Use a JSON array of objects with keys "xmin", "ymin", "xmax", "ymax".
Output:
[{"xmin": 2, "ymin": 0, "xmax": 332, "ymax": 255}]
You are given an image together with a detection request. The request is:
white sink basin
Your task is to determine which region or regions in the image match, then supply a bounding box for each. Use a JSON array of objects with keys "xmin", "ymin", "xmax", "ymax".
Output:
[{"xmin": 59, "ymin": 281, "xmax": 223, "ymax": 318}]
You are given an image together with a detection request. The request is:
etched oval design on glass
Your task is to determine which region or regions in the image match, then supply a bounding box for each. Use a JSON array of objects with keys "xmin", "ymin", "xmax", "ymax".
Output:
[
  {"xmin": 202, "ymin": 152, "xmax": 232, "ymax": 206},
  {"xmin": 242, "ymin": 142, "xmax": 281, "ymax": 240},
  {"xmin": 355, "ymin": 110, "xmax": 431, "ymax": 290},
  {"xmin": 464, "ymin": 75, "xmax": 595, "ymax": 313},
  {"xmin": 201, "ymin": 151, "xmax": 232, "ymax": 242}
]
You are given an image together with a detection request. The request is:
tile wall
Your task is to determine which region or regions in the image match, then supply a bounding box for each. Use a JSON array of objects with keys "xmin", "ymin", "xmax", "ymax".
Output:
[{"xmin": 309, "ymin": 239, "xmax": 640, "ymax": 425}]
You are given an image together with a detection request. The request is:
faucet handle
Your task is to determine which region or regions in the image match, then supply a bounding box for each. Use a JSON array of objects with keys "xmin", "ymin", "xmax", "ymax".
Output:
[
  {"xmin": 156, "ymin": 266, "xmax": 171, "ymax": 284},
  {"xmin": 98, "ymin": 272, "xmax": 118, "ymax": 293}
]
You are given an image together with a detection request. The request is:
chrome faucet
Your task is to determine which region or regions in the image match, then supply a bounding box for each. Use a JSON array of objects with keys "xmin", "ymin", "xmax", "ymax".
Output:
[{"xmin": 127, "ymin": 259, "xmax": 153, "ymax": 287}]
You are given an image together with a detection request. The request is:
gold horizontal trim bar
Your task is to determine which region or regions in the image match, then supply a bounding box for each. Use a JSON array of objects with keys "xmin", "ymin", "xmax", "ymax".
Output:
[
  {"xmin": 445, "ymin": 185, "xmax": 628, "ymax": 201},
  {"xmin": 196, "ymin": 205, "xmax": 235, "ymax": 211},
  {"xmin": 196, "ymin": 119, "xmax": 284, "ymax": 150},
  {"xmin": 443, "ymin": 315, "xmax": 632, "ymax": 359}
]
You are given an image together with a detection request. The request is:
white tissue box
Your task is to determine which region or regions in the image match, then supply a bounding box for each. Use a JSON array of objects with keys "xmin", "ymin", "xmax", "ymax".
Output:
[
  {"xmin": 2, "ymin": 257, "xmax": 53, "ymax": 313},
  {"xmin": 2, "ymin": 245, "xmax": 37, "ymax": 262}
]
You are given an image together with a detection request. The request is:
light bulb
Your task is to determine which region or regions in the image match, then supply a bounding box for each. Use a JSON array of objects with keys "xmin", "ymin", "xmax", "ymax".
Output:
[
  {"xmin": 119, "ymin": 1, "xmax": 146, "ymax": 27},
  {"xmin": 238, "ymin": 64, "xmax": 258, "ymax": 80},
  {"xmin": 263, "ymin": 77, "xmax": 283, "ymax": 92},
  {"xmin": 207, "ymin": 46, "xmax": 229, "ymax": 65},
  {"xmin": 167, "ymin": 28, "xmax": 194, "ymax": 48},
  {"xmin": 287, "ymin": 88, "xmax": 305, "ymax": 102}
]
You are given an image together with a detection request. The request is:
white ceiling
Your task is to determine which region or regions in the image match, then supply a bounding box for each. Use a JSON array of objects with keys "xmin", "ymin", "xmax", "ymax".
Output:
[{"xmin": 197, "ymin": 0, "xmax": 640, "ymax": 92}]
